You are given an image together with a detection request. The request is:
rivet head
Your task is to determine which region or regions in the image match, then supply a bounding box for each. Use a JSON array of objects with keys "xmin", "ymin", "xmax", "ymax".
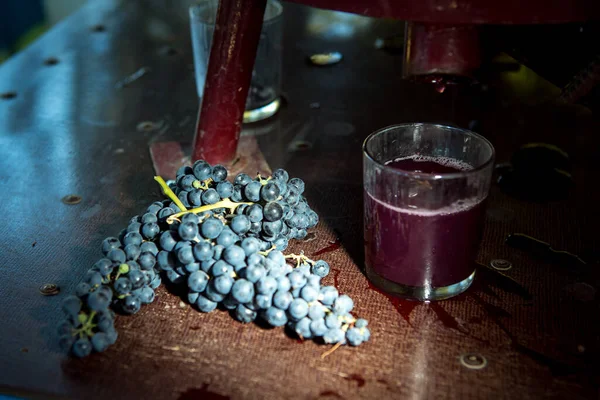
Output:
[
  {"xmin": 39, "ymin": 283, "xmax": 60, "ymax": 296},
  {"xmin": 61, "ymin": 195, "xmax": 82, "ymax": 205},
  {"xmin": 460, "ymin": 353, "xmax": 487, "ymax": 369},
  {"xmin": 490, "ymin": 259, "xmax": 512, "ymax": 271}
]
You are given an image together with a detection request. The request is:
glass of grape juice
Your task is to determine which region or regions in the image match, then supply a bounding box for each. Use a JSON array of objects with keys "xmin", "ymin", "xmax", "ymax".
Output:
[{"xmin": 363, "ymin": 123, "xmax": 495, "ymax": 301}]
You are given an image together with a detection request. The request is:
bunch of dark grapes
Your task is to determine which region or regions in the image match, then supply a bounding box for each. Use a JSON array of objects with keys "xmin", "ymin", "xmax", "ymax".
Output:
[
  {"xmin": 169, "ymin": 160, "xmax": 319, "ymax": 252},
  {"xmin": 156, "ymin": 213, "xmax": 371, "ymax": 347},
  {"xmin": 57, "ymin": 203, "xmax": 164, "ymax": 357},
  {"xmin": 58, "ymin": 161, "xmax": 369, "ymax": 358}
]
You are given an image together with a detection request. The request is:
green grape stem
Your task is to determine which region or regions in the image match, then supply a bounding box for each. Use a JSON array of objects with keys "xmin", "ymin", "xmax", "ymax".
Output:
[
  {"xmin": 166, "ymin": 198, "xmax": 252, "ymax": 224},
  {"xmin": 73, "ymin": 311, "xmax": 97, "ymax": 339},
  {"xmin": 154, "ymin": 176, "xmax": 188, "ymax": 212}
]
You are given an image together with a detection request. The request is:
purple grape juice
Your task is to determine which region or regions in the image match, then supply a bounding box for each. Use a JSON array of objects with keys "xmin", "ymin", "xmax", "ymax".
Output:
[{"xmin": 364, "ymin": 156, "xmax": 486, "ymax": 289}]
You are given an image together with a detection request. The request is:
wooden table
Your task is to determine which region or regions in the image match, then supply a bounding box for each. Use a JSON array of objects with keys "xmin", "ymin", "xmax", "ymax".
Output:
[{"xmin": 0, "ymin": 1, "xmax": 598, "ymax": 398}]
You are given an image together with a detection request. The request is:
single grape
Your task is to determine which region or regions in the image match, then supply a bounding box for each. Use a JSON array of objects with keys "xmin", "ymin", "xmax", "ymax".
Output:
[
  {"xmin": 323, "ymin": 328, "xmax": 346, "ymax": 344},
  {"xmin": 211, "ymin": 165, "xmax": 228, "ymax": 182},
  {"xmin": 249, "ymin": 221, "xmax": 262, "ymax": 234},
  {"xmin": 177, "ymin": 165, "xmax": 193, "ymax": 177},
  {"xmin": 273, "ymin": 236, "xmax": 289, "ymax": 251},
  {"xmin": 188, "ymin": 189, "xmax": 204, "ymax": 206},
  {"xmin": 106, "ymin": 247, "xmax": 126, "ymax": 264},
  {"xmin": 236, "ymin": 204, "xmax": 249, "ymax": 215},
  {"xmin": 177, "ymin": 191, "xmax": 191, "ymax": 208},
  {"xmin": 216, "ymin": 230, "xmax": 238, "ymax": 248},
  {"xmin": 193, "ymin": 241, "xmax": 214, "ymax": 261},
  {"xmin": 90, "ymin": 332, "xmax": 110, "ymax": 352},
  {"xmin": 147, "ymin": 201, "xmax": 164, "ymax": 215},
  {"xmin": 243, "ymin": 265, "xmax": 265, "ymax": 283},
  {"xmin": 193, "ymin": 160, "xmax": 212, "ymax": 180},
  {"xmin": 234, "ymin": 173, "xmax": 252, "ymax": 186},
  {"xmin": 274, "ymin": 180, "xmax": 288, "ymax": 198},
  {"xmin": 177, "ymin": 243, "xmax": 195, "ymax": 265},
  {"xmin": 246, "ymin": 252, "xmax": 263, "ymax": 266},
  {"xmin": 122, "ymin": 295, "xmax": 141, "ymax": 314},
  {"xmin": 306, "ymin": 275, "xmax": 321, "ymax": 288},
  {"xmin": 127, "ymin": 222, "xmax": 142, "ymax": 233},
  {"xmin": 141, "ymin": 222, "xmax": 160, "ymax": 240},
  {"xmin": 223, "ymin": 245, "xmax": 245, "ymax": 266},
  {"xmin": 285, "ymin": 188, "xmax": 300, "ymax": 206},
  {"xmin": 159, "ymin": 231, "xmax": 178, "ymax": 252},
  {"xmin": 260, "ymin": 182, "xmax": 280, "ymax": 202},
  {"xmin": 293, "ymin": 317, "xmax": 313, "ymax": 339},
  {"xmin": 288, "ymin": 270, "xmax": 307, "ymax": 289},
  {"xmin": 200, "ymin": 258, "xmax": 216, "ymax": 273},
  {"xmin": 288, "ymin": 178, "xmax": 305, "ymax": 194},
  {"xmin": 72, "ymin": 338, "xmax": 92, "ymax": 358},
  {"xmin": 196, "ymin": 294, "xmax": 218, "ymax": 313},
  {"xmin": 211, "ymin": 260, "xmax": 233, "ymax": 277},
  {"xmin": 294, "ymin": 201, "xmax": 308, "ymax": 214},
  {"xmin": 188, "ymin": 270, "xmax": 209, "ymax": 292},
  {"xmin": 85, "ymin": 270, "xmax": 103, "ymax": 286},
  {"xmin": 188, "ymin": 291, "xmax": 199, "ymax": 304},
  {"xmin": 157, "ymin": 250, "xmax": 176, "ymax": 271},
  {"xmin": 230, "ymin": 215, "xmax": 251, "ymax": 235},
  {"xmin": 245, "ymin": 204, "xmax": 263, "ymax": 223},
  {"xmin": 222, "ymin": 294, "xmax": 239, "ymax": 310},
  {"xmin": 345, "ymin": 327, "xmax": 364, "ymax": 346},
  {"xmin": 355, "ymin": 318, "xmax": 368, "ymax": 329},
  {"xmin": 310, "ymin": 318, "xmax": 328, "ymax": 337},
  {"xmin": 124, "ymin": 244, "xmax": 141, "ymax": 261},
  {"xmin": 244, "ymin": 181, "xmax": 262, "ymax": 202},
  {"xmin": 202, "ymin": 188, "xmax": 220, "ymax": 205},
  {"xmin": 128, "ymin": 270, "xmax": 145, "ymax": 289},
  {"xmin": 158, "ymin": 207, "xmax": 175, "ymax": 220},
  {"xmin": 213, "ymin": 275, "xmax": 234, "ymax": 295},
  {"xmin": 300, "ymin": 285, "xmax": 319, "ymax": 302},
  {"xmin": 201, "ymin": 218, "xmax": 223, "ymax": 239},
  {"xmin": 87, "ymin": 290, "xmax": 111, "ymax": 311},
  {"xmin": 263, "ymin": 307, "xmax": 287, "ymax": 327},
  {"xmin": 231, "ymin": 185, "xmax": 243, "ymax": 202},
  {"xmin": 276, "ymin": 276, "xmax": 291, "ymax": 292},
  {"xmin": 138, "ymin": 252, "xmax": 156, "ymax": 270},
  {"xmin": 231, "ymin": 279, "xmax": 254, "ymax": 304},
  {"xmin": 254, "ymin": 293, "xmax": 273, "ymax": 309},
  {"xmin": 263, "ymin": 220, "xmax": 283, "ymax": 236},
  {"xmin": 310, "ymin": 260, "xmax": 330, "ymax": 278},
  {"xmin": 140, "ymin": 241, "xmax": 159, "ymax": 256},
  {"xmin": 167, "ymin": 269, "xmax": 185, "ymax": 284},
  {"xmin": 61, "ymin": 295, "xmax": 82, "ymax": 320},
  {"xmin": 325, "ymin": 313, "xmax": 342, "ymax": 329},
  {"xmin": 256, "ymin": 276, "xmax": 278, "ymax": 295},
  {"xmin": 114, "ymin": 277, "xmax": 132, "ymax": 295},
  {"xmin": 93, "ymin": 258, "xmax": 113, "ymax": 277},
  {"xmin": 264, "ymin": 202, "xmax": 283, "ymax": 223},
  {"xmin": 333, "ymin": 294, "xmax": 354, "ymax": 315},
  {"xmin": 178, "ymin": 222, "xmax": 199, "ymax": 241},
  {"xmin": 319, "ymin": 286, "xmax": 338, "ymax": 306},
  {"xmin": 216, "ymin": 181, "xmax": 234, "ymax": 199},
  {"xmin": 184, "ymin": 262, "xmax": 200, "ymax": 274},
  {"xmin": 288, "ymin": 298, "xmax": 309, "ymax": 320},
  {"xmin": 141, "ymin": 213, "xmax": 158, "ymax": 225},
  {"xmin": 101, "ymin": 237, "xmax": 121, "ymax": 255},
  {"xmin": 235, "ymin": 304, "xmax": 257, "ymax": 323},
  {"xmin": 272, "ymin": 168, "xmax": 289, "ymax": 183},
  {"xmin": 272, "ymin": 290, "xmax": 293, "ymax": 310},
  {"xmin": 308, "ymin": 303, "xmax": 326, "ymax": 320},
  {"xmin": 75, "ymin": 282, "xmax": 91, "ymax": 297}
]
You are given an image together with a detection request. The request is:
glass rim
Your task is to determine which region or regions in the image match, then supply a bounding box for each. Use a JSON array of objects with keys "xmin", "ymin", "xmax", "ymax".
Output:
[
  {"xmin": 190, "ymin": 0, "xmax": 283, "ymax": 25},
  {"xmin": 362, "ymin": 123, "xmax": 495, "ymax": 180}
]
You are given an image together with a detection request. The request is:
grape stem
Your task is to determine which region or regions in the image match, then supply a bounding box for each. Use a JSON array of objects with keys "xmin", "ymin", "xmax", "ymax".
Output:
[
  {"xmin": 193, "ymin": 178, "xmax": 213, "ymax": 190},
  {"xmin": 258, "ymin": 245, "xmax": 277, "ymax": 256},
  {"xmin": 154, "ymin": 176, "xmax": 188, "ymax": 212},
  {"xmin": 256, "ymin": 173, "xmax": 271, "ymax": 185},
  {"xmin": 321, "ymin": 341, "xmax": 343, "ymax": 359},
  {"xmin": 73, "ymin": 311, "xmax": 97, "ymax": 339},
  {"xmin": 284, "ymin": 252, "xmax": 315, "ymax": 268},
  {"xmin": 166, "ymin": 198, "xmax": 252, "ymax": 224}
]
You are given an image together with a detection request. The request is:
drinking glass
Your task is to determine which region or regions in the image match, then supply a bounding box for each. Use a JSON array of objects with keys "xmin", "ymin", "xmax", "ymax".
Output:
[
  {"xmin": 189, "ymin": 0, "xmax": 282, "ymax": 123},
  {"xmin": 363, "ymin": 123, "xmax": 495, "ymax": 301}
]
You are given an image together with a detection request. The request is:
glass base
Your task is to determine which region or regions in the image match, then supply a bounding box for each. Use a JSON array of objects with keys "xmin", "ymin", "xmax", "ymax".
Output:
[
  {"xmin": 366, "ymin": 266, "xmax": 475, "ymax": 301},
  {"xmin": 243, "ymin": 98, "xmax": 280, "ymax": 123}
]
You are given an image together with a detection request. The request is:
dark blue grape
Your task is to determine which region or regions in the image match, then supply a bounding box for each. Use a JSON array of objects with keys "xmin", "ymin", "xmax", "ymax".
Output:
[
  {"xmin": 311, "ymin": 260, "xmax": 330, "ymax": 277},
  {"xmin": 223, "ymin": 245, "xmax": 245, "ymax": 266},
  {"xmin": 234, "ymin": 173, "xmax": 252, "ymax": 186},
  {"xmin": 244, "ymin": 181, "xmax": 262, "ymax": 202},
  {"xmin": 254, "ymin": 293, "xmax": 273, "ymax": 309},
  {"xmin": 230, "ymin": 215, "xmax": 250, "ymax": 235},
  {"xmin": 85, "ymin": 270, "xmax": 104, "ymax": 286},
  {"xmin": 288, "ymin": 178, "xmax": 305, "ymax": 194},
  {"xmin": 273, "ymin": 236, "xmax": 288, "ymax": 251},
  {"xmin": 178, "ymin": 222, "xmax": 198, "ymax": 241},
  {"xmin": 114, "ymin": 277, "xmax": 132, "ymax": 295},
  {"xmin": 201, "ymin": 259, "xmax": 215, "ymax": 273},
  {"xmin": 202, "ymin": 188, "xmax": 220, "ymax": 205},
  {"xmin": 288, "ymin": 298, "xmax": 309, "ymax": 320},
  {"xmin": 273, "ymin": 290, "xmax": 293, "ymax": 310},
  {"xmin": 243, "ymin": 265, "xmax": 265, "ymax": 283},
  {"xmin": 196, "ymin": 294, "xmax": 218, "ymax": 312},
  {"xmin": 180, "ymin": 174, "xmax": 197, "ymax": 191},
  {"xmin": 263, "ymin": 202, "xmax": 283, "ymax": 222},
  {"xmin": 213, "ymin": 275, "xmax": 234, "ymax": 295},
  {"xmin": 263, "ymin": 220, "xmax": 283, "ymax": 236},
  {"xmin": 201, "ymin": 218, "xmax": 223, "ymax": 239},
  {"xmin": 127, "ymin": 222, "xmax": 142, "ymax": 233},
  {"xmin": 159, "ymin": 231, "xmax": 178, "ymax": 252},
  {"xmin": 177, "ymin": 165, "xmax": 194, "ymax": 177},
  {"xmin": 188, "ymin": 291, "xmax": 199, "ymax": 304},
  {"xmin": 138, "ymin": 252, "xmax": 156, "ymax": 270},
  {"xmin": 245, "ymin": 204, "xmax": 263, "ymax": 223},
  {"xmin": 236, "ymin": 204, "xmax": 249, "ymax": 215},
  {"xmin": 216, "ymin": 181, "xmax": 234, "ymax": 199},
  {"xmin": 181, "ymin": 213, "xmax": 200, "ymax": 225},
  {"xmin": 72, "ymin": 338, "xmax": 92, "ymax": 358},
  {"xmin": 310, "ymin": 318, "xmax": 328, "ymax": 336},
  {"xmin": 150, "ymin": 275, "xmax": 162, "ymax": 289},
  {"xmin": 263, "ymin": 307, "xmax": 287, "ymax": 327},
  {"xmin": 124, "ymin": 244, "xmax": 140, "ymax": 261},
  {"xmin": 141, "ymin": 213, "xmax": 158, "ymax": 224},
  {"xmin": 217, "ymin": 230, "xmax": 238, "ymax": 248},
  {"xmin": 188, "ymin": 189, "xmax": 204, "ymax": 206},
  {"xmin": 158, "ymin": 207, "xmax": 175, "ymax": 220},
  {"xmin": 91, "ymin": 332, "xmax": 110, "ymax": 352},
  {"xmin": 157, "ymin": 250, "xmax": 176, "ymax": 271},
  {"xmin": 236, "ymin": 304, "xmax": 257, "ymax": 323},
  {"xmin": 256, "ymin": 276, "xmax": 277, "ymax": 295},
  {"xmin": 241, "ymin": 237, "xmax": 260, "ymax": 255},
  {"xmin": 75, "ymin": 282, "xmax": 91, "ymax": 297},
  {"xmin": 87, "ymin": 290, "xmax": 111, "ymax": 311},
  {"xmin": 213, "ymin": 244, "xmax": 225, "ymax": 259},
  {"xmin": 122, "ymin": 295, "xmax": 141, "ymax": 314},
  {"xmin": 101, "ymin": 237, "xmax": 121, "ymax": 255},
  {"xmin": 204, "ymin": 283, "xmax": 226, "ymax": 302},
  {"xmin": 123, "ymin": 232, "xmax": 142, "ymax": 247},
  {"xmin": 93, "ymin": 258, "xmax": 113, "ymax": 277},
  {"xmin": 260, "ymin": 182, "xmax": 280, "ymax": 202},
  {"xmin": 211, "ymin": 165, "xmax": 228, "ymax": 182},
  {"xmin": 188, "ymin": 270, "xmax": 209, "ymax": 292},
  {"xmin": 166, "ymin": 269, "xmax": 185, "ymax": 284},
  {"xmin": 193, "ymin": 160, "xmax": 212, "ymax": 180},
  {"xmin": 184, "ymin": 262, "xmax": 200, "ymax": 274},
  {"xmin": 141, "ymin": 222, "xmax": 160, "ymax": 240},
  {"xmin": 193, "ymin": 241, "xmax": 214, "ymax": 261},
  {"xmin": 177, "ymin": 243, "xmax": 195, "ymax": 264},
  {"xmin": 249, "ymin": 221, "xmax": 262, "ymax": 233},
  {"xmin": 231, "ymin": 279, "xmax": 254, "ymax": 303},
  {"xmin": 128, "ymin": 270, "xmax": 145, "ymax": 289},
  {"xmin": 285, "ymin": 188, "xmax": 300, "ymax": 206},
  {"xmin": 231, "ymin": 185, "xmax": 243, "ymax": 202},
  {"xmin": 147, "ymin": 201, "xmax": 164, "ymax": 215},
  {"xmin": 222, "ymin": 295, "xmax": 239, "ymax": 310},
  {"xmin": 333, "ymin": 295, "xmax": 354, "ymax": 314},
  {"xmin": 272, "ymin": 168, "xmax": 289, "ymax": 183},
  {"xmin": 177, "ymin": 191, "xmax": 191, "ymax": 208}
]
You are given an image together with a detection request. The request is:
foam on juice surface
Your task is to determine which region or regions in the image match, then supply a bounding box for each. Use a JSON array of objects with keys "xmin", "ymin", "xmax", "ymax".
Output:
[{"xmin": 385, "ymin": 155, "xmax": 474, "ymax": 172}]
